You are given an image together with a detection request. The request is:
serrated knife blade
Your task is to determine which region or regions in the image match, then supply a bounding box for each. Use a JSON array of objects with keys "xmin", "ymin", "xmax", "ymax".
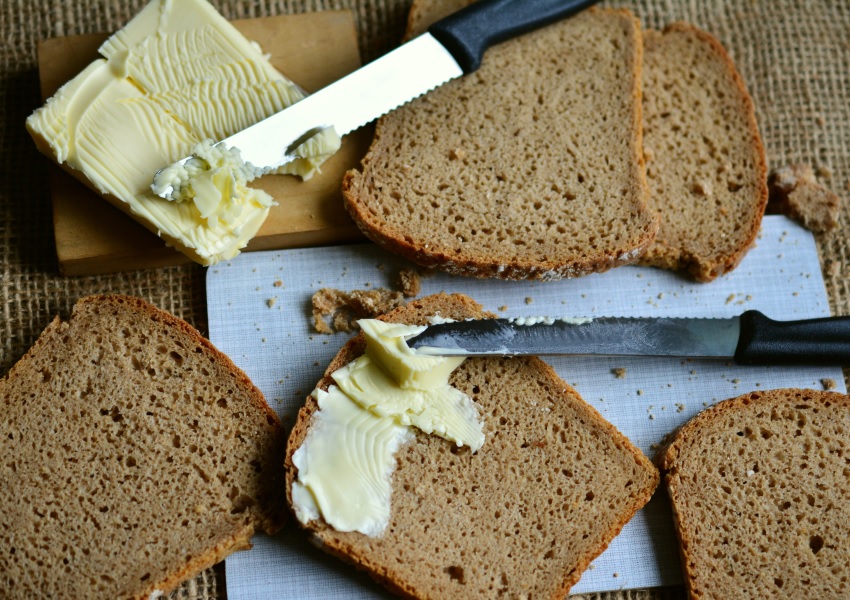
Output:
[
  {"xmin": 153, "ymin": 0, "xmax": 600, "ymax": 197},
  {"xmin": 406, "ymin": 311, "xmax": 850, "ymax": 366}
]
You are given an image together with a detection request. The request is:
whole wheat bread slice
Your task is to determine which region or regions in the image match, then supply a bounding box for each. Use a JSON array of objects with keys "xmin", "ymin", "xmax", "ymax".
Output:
[
  {"xmin": 658, "ymin": 388, "xmax": 850, "ymax": 599},
  {"xmin": 285, "ymin": 293, "xmax": 658, "ymax": 599},
  {"xmin": 0, "ymin": 295, "xmax": 286, "ymax": 600},
  {"xmin": 342, "ymin": 7, "xmax": 658, "ymax": 281},
  {"xmin": 640, "ymin": 23, "xmax": 768, "ymax": 281}
]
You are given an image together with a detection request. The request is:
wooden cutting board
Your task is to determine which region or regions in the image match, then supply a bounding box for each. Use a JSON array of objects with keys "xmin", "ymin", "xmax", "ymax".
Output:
[{"xmin": 35, "ymin": 11, "xmax": 370, "ymax": 276}]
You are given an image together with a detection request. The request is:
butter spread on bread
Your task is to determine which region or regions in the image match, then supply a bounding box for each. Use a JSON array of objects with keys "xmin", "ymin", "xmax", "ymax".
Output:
[
  {"xmin": 285, "ymin": 293, "xmax": 659, "ymax": 598},
  {"xmin": 291, "ymin": 318, "xmax": 482, "ymax": 536},
  {"xmin": 26, "ymin": 0, "xmax": 339, "ymax": 266}
]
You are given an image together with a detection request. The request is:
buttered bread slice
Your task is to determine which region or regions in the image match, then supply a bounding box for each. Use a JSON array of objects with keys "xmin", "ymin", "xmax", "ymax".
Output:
[
  {"xmin": 343, "ymin": 7, "xmax": 657, "ymax": 280},
  {"xmin": 640, "ymin": 24, "xmax": 768, "ymax": 281},
  {"xmin": 0, "ymin": 295, "xmax": 286, "ymax": 599},
  {"xmin": 285, "ymin": 293, "xmax": 658, "ymax": 598}
]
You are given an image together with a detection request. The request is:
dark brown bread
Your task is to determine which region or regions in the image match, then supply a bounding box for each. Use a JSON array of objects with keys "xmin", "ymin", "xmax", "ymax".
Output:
[
  {"xmin": 285, "ymin": 293, "xmax": 659, "ymax": 599},
  {"xmin": 343, "ymin": 8, "xmax": 658, "ymax": 281},
  {"xmin": 658, "ymin": 388, "xmax": 850, "ymax": 599},
  {"xmin": 640, "ymin": 24, "xmax": 768, "ymax": 281},
  {"xmin": 0, "ymin": 295, "xmax": 286, "ymax": 600}
]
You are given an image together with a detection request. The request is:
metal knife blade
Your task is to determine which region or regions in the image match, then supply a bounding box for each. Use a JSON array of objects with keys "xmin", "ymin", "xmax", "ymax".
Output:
[
  {"xmin": 406, "ymin": 311, "xmax": 850, "ymax": 366},
  {"xmin": 153, "ymin": 0, "xmax": 599, "ymax": 198}
]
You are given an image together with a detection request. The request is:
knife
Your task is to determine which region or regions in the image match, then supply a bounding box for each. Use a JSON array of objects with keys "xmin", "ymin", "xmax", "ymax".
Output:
[
  {"xmin": 406, "ymin": 311, "xmax": 850, "ymax": 366},
  {"xmin": 153, "ymin": 0, "xmax": 599, "ymax": 198}
]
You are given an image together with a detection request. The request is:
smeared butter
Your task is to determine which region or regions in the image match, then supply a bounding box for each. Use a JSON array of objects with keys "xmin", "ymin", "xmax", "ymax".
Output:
[
  {"xmin": 292, "ymin": 319, "xmax": 484, "ymax": 536},
  {"xmin": 26, "ymin": 0, "xmax": 340, "ymax": 265},
  {"xmin": 291, "ymin": 386, "xmax": 412, "ymax": 536},
  {"xmin": 359, "ymin": 319, "xmax": 465, "ymax": 390},
  {"xmin": 332, "ymin": 355, "xmax": 484, "ymax": 450}
]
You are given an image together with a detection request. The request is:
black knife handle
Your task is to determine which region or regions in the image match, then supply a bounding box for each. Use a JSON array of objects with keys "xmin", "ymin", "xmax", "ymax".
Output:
[
  {"xmin": 429, "ymin": 0, "xmax": 600, "ymax": 73},
  {"xmin": 735, "ymin": 310, "xmax": 850, "ymax": 366}
]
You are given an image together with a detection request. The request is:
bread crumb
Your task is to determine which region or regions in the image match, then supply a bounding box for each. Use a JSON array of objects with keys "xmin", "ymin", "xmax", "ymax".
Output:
[
  {"xmin": 498, "ymin": 305, "xmax": 508, "ymax": 312},
  {"xmin": 636, "ymin": 389, "xmax": 643, "ymax": 396},
  {"xmin": 396, "ymin": 268, "xmax": 421, "ymax": 297},
  {"xmin": 675, "ymin": 403, "xmax": 685, "ymax": 413},
  {"xmin": 612, "ymin": 367, "xmax": 627, "ymax": 379},
  {"xmin": 273, "ymin": 280, "xmax": 283, "ymax": 287},
  {"xmin": 312, "ymin": 288, "xmax": 405, "ymax": 333},
  {"xmin": 768, "ymin": 163, "xmax": 841, "ymax": 232},
  {"xmin": 822, "ymin": 378, "xmax": 837, "ymax": 391},
  {"xmin": 525, "ymin": 297, "xmax": 533, "ymax": 305},
  {"xmin": 266, "ymin": 297, "xmax": 277, "ymax": 308}
]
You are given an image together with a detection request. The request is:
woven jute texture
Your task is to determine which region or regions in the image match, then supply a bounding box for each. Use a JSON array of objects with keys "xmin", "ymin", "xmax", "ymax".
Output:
[{"xmin": 3, "ymin": 1, "xmax": 848, "ymax": 598}]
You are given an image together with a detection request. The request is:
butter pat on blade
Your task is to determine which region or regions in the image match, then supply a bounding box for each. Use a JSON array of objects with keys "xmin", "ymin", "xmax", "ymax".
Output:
[
  {"xmin": 26, "ymin": 0, "xmax": 340, "ymax": 266},
  {"xmin": 292, "ymin": 319, "xmax": 484, "ymax": 536}
]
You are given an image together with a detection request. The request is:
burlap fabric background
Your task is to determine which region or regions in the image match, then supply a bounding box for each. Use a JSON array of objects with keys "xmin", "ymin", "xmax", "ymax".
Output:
[{"xmin": 2, "ymin": 0, "xmax": 848, "ymax": 598}]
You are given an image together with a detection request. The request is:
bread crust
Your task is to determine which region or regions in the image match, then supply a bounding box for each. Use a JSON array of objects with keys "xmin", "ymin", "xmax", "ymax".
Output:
[
  {"xmin": 0, "ymin": 294, "xmax": 286, "ymax": 600},
  {"xmin": 657, "ymin": 388, "xmax": 850, "ymax": 599},
  {"xmin": 285, "ymin": 293, "xmax": 659, "ymax": 599},
  {"xmin": 640, "ymin": 23, "xmax": 768, "ymax": 282}
]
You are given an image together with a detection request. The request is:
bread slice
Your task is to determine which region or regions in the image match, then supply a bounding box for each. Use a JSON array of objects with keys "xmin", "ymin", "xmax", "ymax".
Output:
[
  {"xmin": 658, "ymin": 388, "xmax": 850, "ymax": 598},
  {"xmin": 0, "ymin": 295, "xmax": 286, "ymax": 600},
  {"xmin": 342, "ymin": 7, "xmax": 658, "ymax": 280},
  {"xmin": 640, "ymin": 24, "xmax": 768, "ymax": 281},
  {"xmin": 285, "ymin": 293, "xmax": 658, "ymax": 598}
]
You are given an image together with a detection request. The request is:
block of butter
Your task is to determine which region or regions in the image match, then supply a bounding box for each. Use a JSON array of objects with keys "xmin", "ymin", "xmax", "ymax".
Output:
[{"xmin": 27, "ymin": 0, "xmax": 340, "ymax": 266}]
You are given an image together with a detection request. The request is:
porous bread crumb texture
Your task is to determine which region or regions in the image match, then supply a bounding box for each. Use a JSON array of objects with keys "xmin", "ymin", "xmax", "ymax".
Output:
[
  {"xmin": 312, "ymin": 287, "xmax": 406, "ymax": 333},
  {"xmin": 0, "ymin": 295, "xmax": 286, "ymax": 600},
  {"xmin": 343, "ymin": 9, "xmax": 658, "ymax": 281},
  {"xmin": 658, "ymin": 388, "xmax": 850, "ymax": 599},
  {"xmin": 286, "ymin": 293, "xmax": 659, "ymax": 599},
  {"xmin": 640, "ymin": 24, "xmax": 768, "ymax": 281},
  {"xmin": 768, "ymin": 163, "xmax": 841, "ymax": 233}
]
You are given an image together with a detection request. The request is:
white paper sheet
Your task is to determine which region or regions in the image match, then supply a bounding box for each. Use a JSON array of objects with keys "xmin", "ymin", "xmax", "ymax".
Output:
[{"xmin": 207, "ymin": 215, "xmax": 844, "ymax": 597}]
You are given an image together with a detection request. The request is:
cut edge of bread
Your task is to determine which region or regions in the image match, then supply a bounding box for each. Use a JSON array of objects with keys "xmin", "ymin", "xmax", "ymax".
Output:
[
  {"xmin": 342, "ymin": 7, "xmax": 659, "ymax": 281},
  {"xmin": 1, "ymin": 294, "xmax": 286, "ymax": 600},
  {"xmin": 640, "ymin": 22, "xmax": 768, "ymax": 282},
  {"xmin": 656, "ymin": 388, "xmax": 850, "ymax": 598}
]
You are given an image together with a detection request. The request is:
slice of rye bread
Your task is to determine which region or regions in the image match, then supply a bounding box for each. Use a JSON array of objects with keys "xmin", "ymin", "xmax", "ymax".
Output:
[
  {"xmin": 342, "ymin": 7, "xmax": 658, "ymax": 281},
  {"xmin": 285, "ymin": 293, "xmax": 659, "ymax": 599},
  {"xmin": 640, "ymin": 24, "xmax": 768, "ymax": 281},
  {"xmin": 0, "ymin": 295, "xmax": 286, "ymax": 600},
  {"xmin": 658, "ymin": 388, "xmax": 850, "ymax": 599}
]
